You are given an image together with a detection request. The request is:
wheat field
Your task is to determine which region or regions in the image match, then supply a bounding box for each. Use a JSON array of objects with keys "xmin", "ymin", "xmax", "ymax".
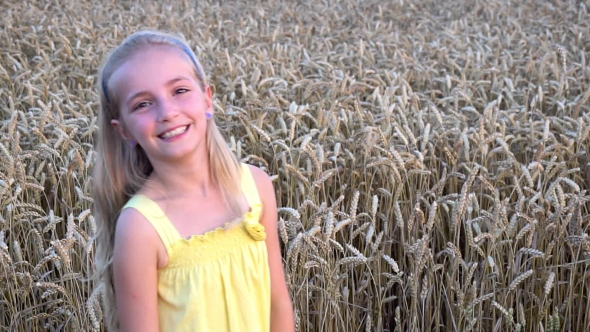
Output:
[{"xmin": 1, "ymin": 0, "xmax": 590, "ymax": 331}]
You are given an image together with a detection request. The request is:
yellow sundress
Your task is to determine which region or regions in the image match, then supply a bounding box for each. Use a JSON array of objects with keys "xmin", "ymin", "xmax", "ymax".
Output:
[{"xmin": 121, "ymin": 163, "xmax": 271, "ymax": 331}]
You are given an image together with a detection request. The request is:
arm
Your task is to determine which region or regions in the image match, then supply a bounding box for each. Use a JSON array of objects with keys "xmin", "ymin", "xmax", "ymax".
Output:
[
  {"xmin": 250, "ymin": 165, "xmax": 295, "ymax": 332},
  {"xmin": 112, "ymin": 208, "xmax": 161, "ymax": 332}
]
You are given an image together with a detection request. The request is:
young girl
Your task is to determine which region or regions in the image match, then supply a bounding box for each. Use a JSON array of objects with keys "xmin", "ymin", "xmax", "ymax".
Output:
[{"xmin": 92, "ymin": 30, "xmax": 295, "ymax": 332}]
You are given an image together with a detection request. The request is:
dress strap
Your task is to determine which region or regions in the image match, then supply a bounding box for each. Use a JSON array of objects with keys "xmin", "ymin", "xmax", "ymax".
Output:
[
  {"xmin": 240, "ymin": 163, "xmax": 262, "ymax": 208},
  {"xmin": 240, "ymin": 163, "xmax": 266, "ymax": 241},
  {"xmin": 122, "ymin": 195, "xmax": 182, "ymax": 250}
]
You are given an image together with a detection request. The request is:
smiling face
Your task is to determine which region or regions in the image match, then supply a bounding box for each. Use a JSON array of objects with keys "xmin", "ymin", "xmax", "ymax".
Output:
[{"xmin": 109, "ymin": 45, "xmax": 212, "ymax": 165}]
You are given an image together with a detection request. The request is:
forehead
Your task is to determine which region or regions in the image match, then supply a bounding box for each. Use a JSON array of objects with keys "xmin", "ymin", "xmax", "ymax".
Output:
[{"xmin": 109, "ymin": 46, "xmax": 197, "ymax": 98}]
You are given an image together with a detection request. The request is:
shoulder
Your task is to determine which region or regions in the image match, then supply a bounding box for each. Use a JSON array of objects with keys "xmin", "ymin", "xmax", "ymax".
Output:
[
  {"xmin": 116, "ymin": 206, "xmax": 154, "ymax": 237},
  {"xmin": 246, "ymin": 163, "xmax": 274, "ymax": 193},
  {"xmin": 244, "ymin": 164, "xmax": 277, "ymax": 217},
  {"xmin": 114, "ymin": 205, "xmax": 162, "ymax": 256}
]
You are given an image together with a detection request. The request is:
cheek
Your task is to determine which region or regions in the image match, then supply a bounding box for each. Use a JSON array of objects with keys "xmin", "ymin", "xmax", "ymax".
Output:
[
  {"xmin": 127, "ymin": 114, "xmax": 155, "ymax": 138},
  {"xmin": 185, "ymin": 94, "xmax": 208, "ymax": 114}
]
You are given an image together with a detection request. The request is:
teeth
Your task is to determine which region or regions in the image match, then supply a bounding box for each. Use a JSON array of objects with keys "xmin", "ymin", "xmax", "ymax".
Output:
[{"xmin": 160, "ymin": 126, "xmax": 188, "ymax": 139}]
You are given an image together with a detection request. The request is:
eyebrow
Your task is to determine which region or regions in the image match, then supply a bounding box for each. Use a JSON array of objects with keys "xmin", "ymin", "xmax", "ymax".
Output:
[{"xmin": 124, "ymin": 76, "xmax": 192, "ymax": 106}]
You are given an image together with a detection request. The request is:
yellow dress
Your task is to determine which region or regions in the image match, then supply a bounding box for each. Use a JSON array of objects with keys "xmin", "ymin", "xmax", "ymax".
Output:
[{"xmin": 122, "ymin": 164, "xmax": 271, "ymax": 332}]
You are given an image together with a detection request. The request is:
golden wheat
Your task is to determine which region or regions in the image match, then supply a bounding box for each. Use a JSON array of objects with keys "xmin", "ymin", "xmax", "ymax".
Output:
[{"xmin": 2, "ymin": 0, "xmax": 590, "ymax": 331}]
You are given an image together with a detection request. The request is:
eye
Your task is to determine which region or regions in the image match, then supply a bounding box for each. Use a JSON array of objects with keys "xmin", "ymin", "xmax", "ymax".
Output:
[
  {"xmin": 175, "ymin": 88, "xmax": 189, "ymax": 95},
  {"xmin": 133, "ymin": 101, "xmax": 151, "ymax": 111}
]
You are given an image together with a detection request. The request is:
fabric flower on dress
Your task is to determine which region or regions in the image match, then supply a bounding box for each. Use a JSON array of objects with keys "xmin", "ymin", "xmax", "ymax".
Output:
[{"xmin": 243, "ymin": 203, "xmax": 266, "ymax": 241}]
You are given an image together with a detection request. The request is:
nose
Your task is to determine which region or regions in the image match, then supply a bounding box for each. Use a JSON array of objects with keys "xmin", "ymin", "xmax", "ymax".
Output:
[{"xmin": 156, "ymin": 97, "xmax": 180, "ymax": 122}]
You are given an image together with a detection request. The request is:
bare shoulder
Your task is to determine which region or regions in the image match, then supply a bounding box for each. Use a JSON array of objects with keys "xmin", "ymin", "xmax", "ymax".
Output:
[
  {"xmin": 115, "ymin": 207, "xmax": 160, "ymax": 244},
  {"xmin": 246, "ymin": 164, "xmax": 277, "ymax": 221},
  {"xmin": 246, "ymin": 164, "xmax": 275, "ymax": 196},
  {"xmin": 113, "ymin": 207, "xmax": 162, "ymax": 264}
]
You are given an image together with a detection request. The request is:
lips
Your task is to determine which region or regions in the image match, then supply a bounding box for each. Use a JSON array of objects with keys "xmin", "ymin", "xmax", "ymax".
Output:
[{"xmin": 158, "ymin": 125, "xmax": 189, "ymax": 140}]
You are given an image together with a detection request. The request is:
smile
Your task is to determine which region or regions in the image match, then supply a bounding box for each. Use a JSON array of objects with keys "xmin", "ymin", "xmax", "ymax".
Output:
[{"xmin": 159, "ymin": 125, "xmax": 189, "ymax": 140}]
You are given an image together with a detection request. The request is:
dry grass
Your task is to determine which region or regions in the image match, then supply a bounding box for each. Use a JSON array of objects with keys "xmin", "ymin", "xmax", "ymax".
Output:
[{"xmin": 1, "ymin": 0, "xmax": 590, "ymax": 331}]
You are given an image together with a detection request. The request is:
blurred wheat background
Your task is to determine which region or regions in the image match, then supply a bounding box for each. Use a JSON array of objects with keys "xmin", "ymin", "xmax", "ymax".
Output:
[{"xmin": 1, "ymin": 0, "xmax": 590, "ymax": 331}]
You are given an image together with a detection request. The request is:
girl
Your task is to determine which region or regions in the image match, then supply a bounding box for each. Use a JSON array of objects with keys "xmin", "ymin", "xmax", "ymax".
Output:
[{"xmin": 92, "ymin": 30, "xmax": 295, "ymax": 332}]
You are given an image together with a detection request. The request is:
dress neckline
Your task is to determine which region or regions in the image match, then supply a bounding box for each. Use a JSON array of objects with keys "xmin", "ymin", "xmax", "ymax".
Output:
[{"xmin": 134, "ymin": 194, "xmax": 251, "ymax": 243}]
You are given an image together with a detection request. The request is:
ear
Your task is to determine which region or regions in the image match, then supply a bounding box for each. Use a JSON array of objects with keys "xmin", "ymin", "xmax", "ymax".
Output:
[
  {"xmin": 204, "ymin": 85, "xmax": 213, "ymax": 113},
  {"xmin": 111, "ymin": 119, "xmax": 129, "ymax": 141}
]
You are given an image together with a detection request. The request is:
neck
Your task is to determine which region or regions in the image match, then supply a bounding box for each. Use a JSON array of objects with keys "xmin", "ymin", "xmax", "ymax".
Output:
[{"xmin": 146, "ymin": 149, "xmax": 215, "ymax": 199}]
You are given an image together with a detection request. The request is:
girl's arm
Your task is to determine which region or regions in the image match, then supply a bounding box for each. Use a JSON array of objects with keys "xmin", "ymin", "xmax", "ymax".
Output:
[
  {"xmin": 112, "ymin": 208, "xmax": 161, "ymax": 332},
  {"xmin": 250, "ymin": 165, "xmax": 295, "ymax": 332}
]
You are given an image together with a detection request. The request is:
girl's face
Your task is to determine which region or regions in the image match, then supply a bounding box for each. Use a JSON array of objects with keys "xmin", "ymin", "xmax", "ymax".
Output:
[{"xmin": 109, "ymin": 46, "xmax": 212, "ymax": 164}]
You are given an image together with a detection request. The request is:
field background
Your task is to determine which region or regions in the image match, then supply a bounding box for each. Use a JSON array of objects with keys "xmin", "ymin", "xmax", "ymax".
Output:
[{"xmin": 2, "ymin": 0, "xmax": 590, "ymax": 331}]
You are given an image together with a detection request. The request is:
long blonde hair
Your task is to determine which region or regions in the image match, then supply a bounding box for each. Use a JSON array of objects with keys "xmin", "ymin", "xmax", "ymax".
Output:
[{"xmin": 92, "ymin": 30, "xmax": 242, "ymax": 331}]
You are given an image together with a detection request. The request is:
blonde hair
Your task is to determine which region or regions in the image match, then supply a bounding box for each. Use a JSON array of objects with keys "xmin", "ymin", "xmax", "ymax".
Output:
[{"xmin": 92, "ymin": 30, "xmax": 242, "ymax": 331}]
